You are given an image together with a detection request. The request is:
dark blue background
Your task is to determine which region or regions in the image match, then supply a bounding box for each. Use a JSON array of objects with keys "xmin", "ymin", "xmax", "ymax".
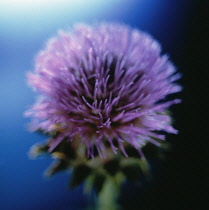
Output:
[{"xmin": 0, "ymin": 0, "xmax": 204, "ymax": 209}]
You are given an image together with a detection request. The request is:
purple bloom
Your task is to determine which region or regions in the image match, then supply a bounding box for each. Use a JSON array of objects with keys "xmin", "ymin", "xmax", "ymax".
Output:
[{"xmin": 26, "ymin": 23, "xmax": 181, "ymax": 158}]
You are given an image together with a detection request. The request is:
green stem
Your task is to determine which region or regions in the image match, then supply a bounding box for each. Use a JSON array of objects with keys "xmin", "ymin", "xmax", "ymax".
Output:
[{"xmin": 97, "ymin": 174, "xmax": 123, "ymax": 210}]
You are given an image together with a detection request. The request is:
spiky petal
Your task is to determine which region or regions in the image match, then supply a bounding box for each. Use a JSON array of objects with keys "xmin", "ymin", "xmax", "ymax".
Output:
[{"xmin": 26, "ymin": 23, "xmax": 181, "ymax": 158}]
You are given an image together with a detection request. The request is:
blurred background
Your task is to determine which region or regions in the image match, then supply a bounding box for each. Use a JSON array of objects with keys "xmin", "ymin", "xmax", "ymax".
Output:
[{"xmin": 0, "ymin": 0, "xmax": 206, "ymax": 209}]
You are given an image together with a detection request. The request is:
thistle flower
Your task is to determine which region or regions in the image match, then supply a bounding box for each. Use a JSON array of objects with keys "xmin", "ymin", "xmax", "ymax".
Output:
[{"xmin": 26, "ymin": 23, "xmax": 181, "ymax": 159}]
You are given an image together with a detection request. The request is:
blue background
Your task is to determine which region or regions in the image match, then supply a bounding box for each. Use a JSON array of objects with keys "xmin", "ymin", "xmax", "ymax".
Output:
[{"xmin": 0, "ymin": 0, "xmax": 204, "ymax": 209}]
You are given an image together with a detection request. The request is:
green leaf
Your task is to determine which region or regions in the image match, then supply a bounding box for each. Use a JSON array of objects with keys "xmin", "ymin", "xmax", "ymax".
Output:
[
  {"xmin": 121, "ymin": 163, "xmax": 143, "ymax": 182},
  {"xmin": 93, "ymin": 172, "xmax": 106, "ymax": 193},
  {"xmin": 69, "ymin": 164, "xmax": 92, "ymax": 189},
  {"xmin": 103, "ymin": 158, "xmax": 120, "ymax": 176}
]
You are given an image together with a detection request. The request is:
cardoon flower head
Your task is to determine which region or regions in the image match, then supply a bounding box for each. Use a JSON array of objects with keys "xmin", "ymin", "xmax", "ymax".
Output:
[{"xmin": 26, "ymin": 23, "xmax": 181, "ymax": 159}]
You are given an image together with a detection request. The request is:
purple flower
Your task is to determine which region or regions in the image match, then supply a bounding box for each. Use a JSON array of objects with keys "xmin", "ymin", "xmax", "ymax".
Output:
[{"xmin": 26, "ymin": 23, "xmax": 181, "ymax": 159}]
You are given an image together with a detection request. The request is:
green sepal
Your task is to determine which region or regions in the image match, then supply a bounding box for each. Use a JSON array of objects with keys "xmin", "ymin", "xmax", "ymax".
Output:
[
  {"xmin": 50, "ymin": 138, "xmax": 76, "ymax": 159},
  {"xmin": 28, "ymin": 143, "xmax": 49, "ymax": 158},
  {"xmin": 44, "ymin": 159, "xmax": 69, "ymax": 177}
]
